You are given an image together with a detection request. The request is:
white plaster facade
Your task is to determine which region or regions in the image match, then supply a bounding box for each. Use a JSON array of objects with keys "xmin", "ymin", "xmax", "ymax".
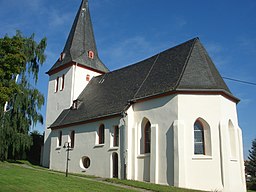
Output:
[
  {"xmin": 42, "ymin": 65, "xmax": 102, "ymax": 167},
  {"xmin": 48, "ymin": 92, "xmax": 246, "ymax": 192}
]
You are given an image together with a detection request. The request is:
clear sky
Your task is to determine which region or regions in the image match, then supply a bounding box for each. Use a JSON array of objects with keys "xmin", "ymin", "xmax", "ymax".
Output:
[{"xmin": 0, "ymin": 0, "xmax": 255, "ymax": 159}]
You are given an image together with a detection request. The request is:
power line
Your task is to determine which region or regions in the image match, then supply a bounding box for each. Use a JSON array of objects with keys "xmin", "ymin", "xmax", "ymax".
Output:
[{"xmin": 222, "ymin": 77, "xmax": 256, "ymax": 86}]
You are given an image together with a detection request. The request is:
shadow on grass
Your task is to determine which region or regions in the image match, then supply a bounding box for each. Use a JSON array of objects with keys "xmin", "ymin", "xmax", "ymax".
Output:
[{"xmin": 6, "ymin": 159, "xmax": 24, "ymax": 164}]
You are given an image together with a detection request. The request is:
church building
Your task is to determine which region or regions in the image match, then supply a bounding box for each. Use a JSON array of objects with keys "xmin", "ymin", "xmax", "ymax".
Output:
[{"xmin": 42, "ymin": 1, "xmax": 246, "ymax": 191}]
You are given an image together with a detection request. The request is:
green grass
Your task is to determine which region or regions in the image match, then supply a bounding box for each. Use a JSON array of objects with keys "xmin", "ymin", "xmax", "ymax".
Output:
[
  {"xmin": 0, "ymin": 161, "xmax": 135, "ymax": 192},
  {"xmin": 0, "ymin": 161, "xmax": 251, "ymax": 192},
  {"xmin": 105, "ymin": 178, "xmax": 205, "ymax": 192}
]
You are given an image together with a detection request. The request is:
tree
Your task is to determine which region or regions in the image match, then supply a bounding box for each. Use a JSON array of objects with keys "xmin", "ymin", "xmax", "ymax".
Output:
[
  {"xmin": 0, "ymin": 31, "xmax": 47, "ymax": 161},
  {"xmin": 247, "ymin": 138, "xmax": 256, "ymax": 178},
  {"xmin": 27, "ymin": 131, "xmax": 44, "ymax": 165}
]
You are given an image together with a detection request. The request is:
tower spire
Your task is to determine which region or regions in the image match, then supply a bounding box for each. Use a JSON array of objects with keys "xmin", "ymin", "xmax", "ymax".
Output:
[{"xmin": 47, "ymin": 0, "xmax": 109, "ymax": 74}]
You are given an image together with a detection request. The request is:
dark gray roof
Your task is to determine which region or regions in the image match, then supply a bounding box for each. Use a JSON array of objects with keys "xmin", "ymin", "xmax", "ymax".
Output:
[
  {"xmin": 47, "ymin": 0, "xmax": 109, "ymax": 74},
  {"xmin": 50, "ymin": 38, "xmax": 236, "ymax": 129}
]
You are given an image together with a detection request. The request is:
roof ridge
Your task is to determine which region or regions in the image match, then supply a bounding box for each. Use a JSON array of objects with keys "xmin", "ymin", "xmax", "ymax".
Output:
[
  {"xmin": 173, "ymin": 37, "xmax": 198, "ymax": 90},
  {"xmin": 133, "ymin": 54, "xmax": 160, "ymax": 99}
]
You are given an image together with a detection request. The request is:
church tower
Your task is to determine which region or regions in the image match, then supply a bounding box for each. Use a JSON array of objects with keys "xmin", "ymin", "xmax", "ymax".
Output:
[{"xmin": 42, "ymin": 0, "xmax": 108, "ymax": 167}]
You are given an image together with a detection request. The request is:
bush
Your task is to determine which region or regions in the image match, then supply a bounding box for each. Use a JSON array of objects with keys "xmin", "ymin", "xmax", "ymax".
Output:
[{"xmin": 247, "ymin": 179, "xmax": 256, "ymax": 190}]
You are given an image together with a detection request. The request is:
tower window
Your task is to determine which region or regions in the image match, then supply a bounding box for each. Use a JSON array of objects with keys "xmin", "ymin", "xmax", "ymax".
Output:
[
  {"xmin": 60, "ymin": 74, "xmax": 65, "ymax": 91},
  {"xmin": 55, "ymin": 77, "xmax": 59, "ymax": 92},
  {"xmin": 88, "ymin": 51, "xmax": 94, "ymax": 59},
  {"xmin": 86, "ymin": 74, "xmax": 90, "ymax": 81}
]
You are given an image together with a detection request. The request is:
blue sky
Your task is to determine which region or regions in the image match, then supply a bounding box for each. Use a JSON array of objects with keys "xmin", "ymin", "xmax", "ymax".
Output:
[{"xmin": 0, "ymin": 0, "xmax": 255, "ymax": 159}]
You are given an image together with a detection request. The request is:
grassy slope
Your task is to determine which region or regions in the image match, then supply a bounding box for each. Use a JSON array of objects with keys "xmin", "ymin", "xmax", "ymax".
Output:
[
  {"xmin": 105, "ymin": 178, "xmax": 204, "ymax": 192},
  {"xmin": 0, "ymin": 161, "xmax": 251, "ymax": 192},
  {"xmin": 0, "ymin": 162, "xmax": 134, "ymax": 192}
]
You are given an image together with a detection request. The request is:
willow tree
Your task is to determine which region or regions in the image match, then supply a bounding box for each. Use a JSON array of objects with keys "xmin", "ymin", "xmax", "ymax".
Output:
[{"xmin": 0, "ymin": 31, "xmax": 46, "ymax": 161}]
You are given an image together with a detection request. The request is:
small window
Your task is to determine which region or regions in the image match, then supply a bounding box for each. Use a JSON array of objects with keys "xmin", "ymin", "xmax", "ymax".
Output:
[
  {"xmin": 86, "ymin": 74, "xmax": 90, "ymax": 81},
  {"xmin": 58, "ymin": 131, "xmax": 62, "ymax": 147},
  {"xmin": 194, "ymin": 121, "xmax": 205, "ymax": 155},
  {"xmin": 113, "ymin": 126, "xmax": 119, "ymax": 147},
  {"xmin": 88, "ymin": 50, "xmax": 94, "ymax": 59},
  {"xmin": 144, "ymin": 121, "xmax": 151, "ymax": 153},
  {"xmin": 72, "ymin": 100, "xmax": 78, "ymax": 110},
  {"xmin": 55, "ymin": 77, "xmax": 59, "ymax": 92},
  {"xmin": 60, "ymin": 74, "xmax": 65, "ymax": 91},
  {"xmin": 82, "ymin": 156, "xmax": 90, "ymax": 169},
  {"xmin": 70, "ymin": 131, "xmax": 75, "ymax": 148},
  {"xmin": 98, "ymin": 124, "xmax": 105, "ymax": 144}
]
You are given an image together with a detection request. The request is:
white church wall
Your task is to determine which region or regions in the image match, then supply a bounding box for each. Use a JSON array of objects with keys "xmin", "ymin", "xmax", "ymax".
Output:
[
  {"xmin": 43, "ymin": 65, "xmax": 102, "ymax": 168},
  {"xmin": 125, "ymin": 93, "xmax": 245, "ymax": 192},
  {"xmin": 49, "ymin": 117, "xmax": 121, "ymax": 178},
  {"xmin": 177, "ymin": 94, "xmax": 245, "ymax": 192},
  {"xmin": 72, "ymin": 65, "xmax": 102, "ymax": 100},
  {"xmin": 43, "ymin": 66, "xmax": 73, "ymax": 167},
  {"xmin": 129, "ymin": 95, "xmax": 178, "ymax": 185}
]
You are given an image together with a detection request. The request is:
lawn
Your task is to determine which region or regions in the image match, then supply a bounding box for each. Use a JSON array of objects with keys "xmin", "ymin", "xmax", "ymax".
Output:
[
  {"xmin": 0, "ymin": 161, "xmax": 252, "ymax": 192},
  {"xmin": 0, "ymin": 162, "xmax": 135, "ymax": 192},
  {"xmin": 105, "ymin": 178, "xmax": 204, "ymax": 192}
]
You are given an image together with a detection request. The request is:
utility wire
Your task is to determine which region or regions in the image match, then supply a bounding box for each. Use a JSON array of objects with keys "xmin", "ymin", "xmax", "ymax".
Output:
[{"xmin": 223, "ymin": 77, "xmax": 256, "ymax": 86}]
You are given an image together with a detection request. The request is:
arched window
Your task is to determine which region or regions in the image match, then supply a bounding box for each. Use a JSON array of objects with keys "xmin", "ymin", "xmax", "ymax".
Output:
[
  {"xmin": 113, "ymin": 126, "xmax": 119, "ymax": 147},
  {"xmin": 194, "ymin": 121, "xmax": 205, "ymax": 155},
  {"xmin": 228, "ymin": 120, "xmax": 237, "ymax": 159},
  {"xmin": 70, "ymin": 130, "xmax": 75, "ymax": 148},
  {"xmin": 98, "ymin": 124, "xmax": 105, "ymax": 144},
  {"xmin": 58, "ymin": 131, "xmax": 62, "ymax": 147},
  {"xmin": 144, "ymin": 121, "xmax": 151, "ymax": 153}
]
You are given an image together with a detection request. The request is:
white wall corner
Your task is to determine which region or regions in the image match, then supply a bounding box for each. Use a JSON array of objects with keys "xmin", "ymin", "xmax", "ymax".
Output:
[
  {"xmin": 237, "ymin": 127, "xmax": 246, "ymax": 189},
  {"xmin": 219, "ymin": 121, "xmax": 230, "ymax": 191},
  {"xmin": 173, "ymin": 120, "xmax": 186, "ymax": 188},
  {"xmin": 150, "ymin": 124, "xmax": 159, "ymax": 184}
]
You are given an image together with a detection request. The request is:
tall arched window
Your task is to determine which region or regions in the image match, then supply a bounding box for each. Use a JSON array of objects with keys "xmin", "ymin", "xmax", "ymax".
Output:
[
  {"xmin": 58, "ymin": 131, "xmax": 62, "ymax": 147},
  {"xmin": 194, "ymin": 121, "xmax": 205, "ymax": 155},
  {"xmin": 144, "ymin": 121, "xmax": 151, "ymax": 153},
  {"xmin": 98, "ymin": 124, "xmax": 105, "ymax": 144},
  {"xmin": 70, "ymin": 130, "xmax": 75, "ymax": 148},
  {"xmin": 228, "ymin": 120, "xmax": 237, "ymax": 159}
]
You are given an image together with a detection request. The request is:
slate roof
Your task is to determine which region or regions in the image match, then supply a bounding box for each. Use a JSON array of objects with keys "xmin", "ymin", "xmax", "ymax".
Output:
[
  {"xmin": 47, "ymin": 0, "xmax": 109, "ymax": 74},
  {"xmin": 50, "ymin": 38, "xmax": 237, "ymax": 129}
]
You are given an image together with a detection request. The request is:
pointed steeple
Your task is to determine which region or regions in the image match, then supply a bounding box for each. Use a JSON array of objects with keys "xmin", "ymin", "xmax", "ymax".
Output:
[{"xmin": 47, "ymin": 0, "xmax": 109, "ymax": 75}]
